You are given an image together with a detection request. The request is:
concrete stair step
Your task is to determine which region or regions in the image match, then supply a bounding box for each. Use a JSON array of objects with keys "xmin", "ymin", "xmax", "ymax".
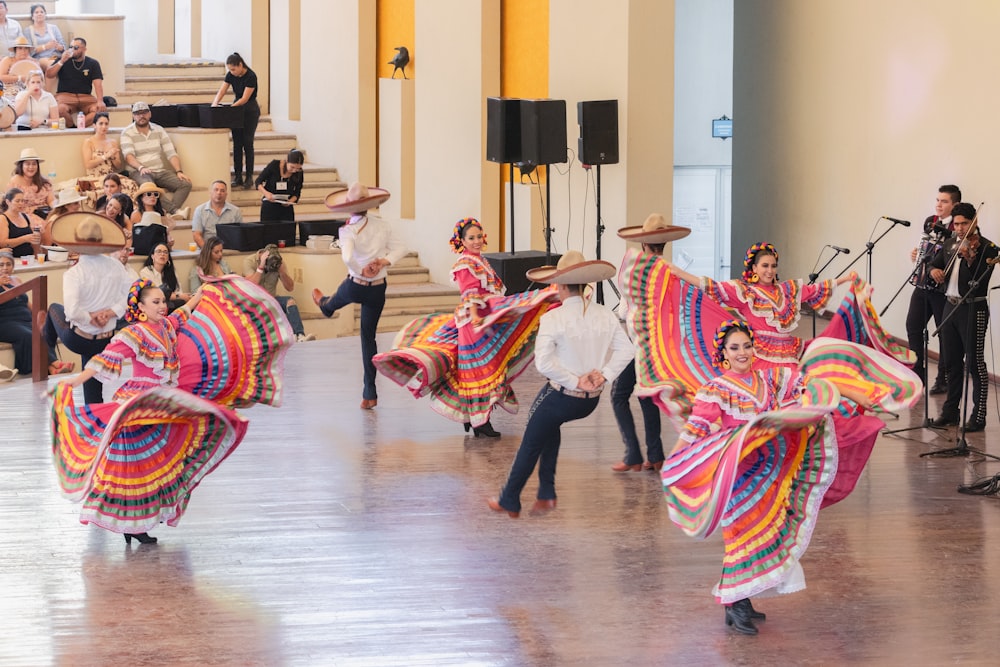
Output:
[
  {"xmin": 126, "ymin": 75, "xmax": 224, "ymax": 91},
  {"xmin": 125, "ymin": 61, "xmax": 227, "ymax": 78},
  {"xmin": 116, "ymin": 90, "xmax": 220, "ymax": 105}
]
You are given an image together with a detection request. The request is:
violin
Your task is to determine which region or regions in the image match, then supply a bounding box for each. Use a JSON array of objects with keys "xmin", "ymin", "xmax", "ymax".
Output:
[{"xmin": 958, "ymin": 231, "xmax": 981, "ymax": 262}]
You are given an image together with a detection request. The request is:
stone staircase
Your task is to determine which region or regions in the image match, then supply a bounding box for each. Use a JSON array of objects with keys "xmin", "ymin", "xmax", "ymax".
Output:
[{"xmin": 112, "ymin": 58, "xmax": 457, "ymax": 340}]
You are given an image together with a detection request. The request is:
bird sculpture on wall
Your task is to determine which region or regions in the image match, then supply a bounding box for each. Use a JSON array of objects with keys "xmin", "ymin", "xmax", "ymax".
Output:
[{"xmin": 389, "ymin": 46, "xmax": 410, "ymax": 79}]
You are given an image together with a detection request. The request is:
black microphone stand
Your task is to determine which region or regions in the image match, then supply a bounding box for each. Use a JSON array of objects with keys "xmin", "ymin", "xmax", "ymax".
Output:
[
  {"xmin": 882, "ymin": 257, "xmax": 938, "ymax": 437},
  {"xmin": 835, "ymin": 218, "xmax": 909, "ymax": 283},
  {"xmin": 920, "ymin": 257, "xmax": 1000, "ymax": 460},
  {"xmin": 807, "ymin": 245, "xmax": 846, "ymax": 337}
]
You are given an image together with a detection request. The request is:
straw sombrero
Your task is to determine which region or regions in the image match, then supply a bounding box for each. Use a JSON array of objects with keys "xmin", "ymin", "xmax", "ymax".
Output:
[
  {"xmin": 8, "ymin": 36, "xmax": 29, "ymax": 52},
  {"xmin": 617, "ymin": 213, "xmax": 691, "ymax": 244},
  {"xmin": 525, "ymin": 250, "xmax": 616, "ymax": 285},
  {"xmin": 53, "ymin": 187, "xmax": 86, "ymax": 208},
  {"xmin": 50, "ymin": 212, "xmax": 128, "ymax": 254},
  {"xmin": 135, "ymin": 181, "xmax": 165, "ymax": 197},
  {"xmin": 324, "ymin": 182, "xmax": 391, "ymax": 216}
]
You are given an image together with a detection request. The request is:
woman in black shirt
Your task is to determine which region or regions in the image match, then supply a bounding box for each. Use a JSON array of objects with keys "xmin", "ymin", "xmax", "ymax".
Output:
[
  {"xmin": 255, "ymin": 149, "xmax": 304, "ymax": 222},
  {"xmin": 211, "ymin": 52, "xmax": 260, "ymax": 189}
]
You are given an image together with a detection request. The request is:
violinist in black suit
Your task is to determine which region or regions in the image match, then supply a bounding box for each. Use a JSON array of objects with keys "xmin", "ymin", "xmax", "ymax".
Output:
[{"xmin": 928, "ymin": 202, "xmax": 999, "ymax": 431}]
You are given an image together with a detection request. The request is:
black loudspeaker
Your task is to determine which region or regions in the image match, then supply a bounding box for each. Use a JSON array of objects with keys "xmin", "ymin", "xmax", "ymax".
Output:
[
  {"xmin": 519, "ymin": 99, "xmax": 567, "ymax": 165},
  {"xmin": 486, "ymin": 97, "xmax": 522, "ymax": 164},
  {"xmin": 577, "ymin": 100, "xmax": 619, "ymax": 165},
  {"xmin": 482, "ymin": 251, "xmax": 561, "ymax": 294}
]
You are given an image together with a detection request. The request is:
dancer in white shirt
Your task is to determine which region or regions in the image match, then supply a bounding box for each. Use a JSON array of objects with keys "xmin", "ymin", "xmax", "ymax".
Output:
[
  {"xmin": 312, "ymin": 183, "xmax": 406, "ymax": 409},
  {"xmin": 488, "ymin": 251, "xmax": 633, "ymax": 517}
]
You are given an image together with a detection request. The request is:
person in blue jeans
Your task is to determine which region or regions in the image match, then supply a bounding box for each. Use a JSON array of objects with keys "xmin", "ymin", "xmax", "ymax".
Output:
[
  {"xmin": 488, "ymin": 251, "xmax": 633, "ymax": 518},
  {"xmin": 609, "ymin": 214, "xmax": 691, "ymax": 471}
]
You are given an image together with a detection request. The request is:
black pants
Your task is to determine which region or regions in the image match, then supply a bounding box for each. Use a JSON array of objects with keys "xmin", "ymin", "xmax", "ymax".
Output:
[
  {"xmin": 905, "ymin": 288, "xmax": 946, "ymax": 385},
  {"xmin": 231, "ymin": 101, "xmax": 260, "ymax": 181},
  {"xmin": 939, "ymin": 301, "xmax": 989, "ymax": 423},
  {"xmin": 319, "ymin": 279, "xmax": 387, "ymax": 400},
  {"xmin": 44, "ymin": 304, "xmax": 113, "ymax": 404}
]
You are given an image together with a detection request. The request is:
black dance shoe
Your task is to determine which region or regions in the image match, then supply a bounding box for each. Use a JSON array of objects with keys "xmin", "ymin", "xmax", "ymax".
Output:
[
  {"xmin": 124, "ymin": 532, "xmax": 158, "ymax": 545},
  {"xmin": 732, "ymin": 597, "xmax": 765, "ymax": 621},
  {"xmin": 964, "ymin": 420, "xmax": 987, "ymax": 433},
  {"xmin": 931, "ymin": 414, "xmax": 959, "ymax": 428},
  {"xmin": 929, "ymin": 382, "xmax": 948, "ymax": 395},
  {"xmin": 724, "ymin": 602, "xmax": 759, "ymax": 635},
  {"xmin": 473, "ymin": 421, "xmax": 501, "ymax": 438}
]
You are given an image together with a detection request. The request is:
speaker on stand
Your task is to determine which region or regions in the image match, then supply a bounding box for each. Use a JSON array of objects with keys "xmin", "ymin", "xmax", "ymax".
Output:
[
  {"xmin": 577, "ymin": 99, "xmax": 619, "ymax": 304},
  {"xmin": 519, "ymin": 99, "xmax": 567, "ymax": 263},
  {"xmin": 487, "ymin": 97, "xmax": 523, "ymax": 253}
]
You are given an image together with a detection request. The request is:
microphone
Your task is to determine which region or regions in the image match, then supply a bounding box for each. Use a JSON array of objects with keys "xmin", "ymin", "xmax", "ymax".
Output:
[
  {"xmin": 882, "ymin": 216, "xmax": 911, "ymax": 227},
  {"xmin": 930, "ymin": 223, "xmax": 952, "ymax": 238},
  {"xmin": 829, "ymin": 245, "xmax": 851, "ymax": 254}
]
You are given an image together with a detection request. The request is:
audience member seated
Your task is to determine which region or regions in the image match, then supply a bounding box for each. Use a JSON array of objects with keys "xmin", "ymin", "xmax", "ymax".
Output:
[
  {"xmin": 12, "ymin": 68, "xmax": 56, "ymax": 129},
  {"xmin": 100, "ymin": 193, "xmax": 133, "ymax": 239},
  {"xmin": 8, "ymin": 147, "xmax": 53, "ymax": 217},
  {"xmin": 191, "ymin": 180, "xmax": 242, "ymax": 248},
  {"xmin": 129, "ymin": 183, "xmax": 173, "ymax": 255},
  {"xmin": 255, "ymin": 148, "xmax": 304, "ymax": 222},
  {"xmin": 188, "ymin": 235, "xmax": 232, "ymax": 292},
  {"xmin": 41, "ymin": 186, "xmax": 85, "ymax": 246},
  {"xmin": 82, "ymin": 112, "xmax": 137, "ymax": 208},
  {"xmin": 0, "ymin": 248, "xmax": 73, "ymax": 378},
  {"xmin": 120, "ymin": 101, "xmax": 191, "ymax": 218},
  {"xmin": 45, "ymin": 36, "xmax": 105, "ymax": 128},
  {"xmin": 93, "ymin": 173, "xmax": 135, "ymax": 217},
  {"xmin": 25, "ymin": 4, "xmax": 65, "ymax": 69},
  {"xmin": 0, "ymin": 35, "xmax": 40, "ymax": 86},
  {"xmin": 0, "ymin": 2, "xmax": 23, "ymax": 55},
  {"xmin": 244, "ymin": 245, "xmax": 314, "ymax": 342},
  {"xmin": 0, "ymin": 188, "xmax": 42, "ymax": 257},
  {"xmin": 139, "ymin": 242, "xmax": 190, "ymax": 311}
]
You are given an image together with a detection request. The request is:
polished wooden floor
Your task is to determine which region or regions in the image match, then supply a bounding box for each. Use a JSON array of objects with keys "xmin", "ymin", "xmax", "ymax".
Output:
[{"xmin": 6, "ymin": 335, "xmax": 1000, "ymax": 666}]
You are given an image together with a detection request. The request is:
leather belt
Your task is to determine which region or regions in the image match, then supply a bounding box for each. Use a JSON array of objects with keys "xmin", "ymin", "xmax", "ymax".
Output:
[
  {"xmin": 549, "ymin": 380, "xmax": 602, "ymax": 399},
  {"xmin": 71, "ymin": 326, "xmax": 114, "ymax": 340},
  {"xmin": 351, "ymin": 276, "xmax": 385, "ymax": 287},
  {"xmin": 947, "ymin": 296, "xmax": 988, "ymax": 305}
]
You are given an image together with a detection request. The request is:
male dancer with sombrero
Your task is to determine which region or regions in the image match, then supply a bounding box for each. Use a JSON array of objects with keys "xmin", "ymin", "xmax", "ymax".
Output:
[
  {"xmin": 488, "ymin": 251, "xmax": 633, "ymax": 518},
  {"xmin": 43, "ymin": 212, "xmax": 133, "ymax": 403},
  {"xmin": 611, "ymin": 214, "xmax": 691, "ymax": 473},
  {"xmin": 312, "ymin": 182, "xmax": 406, "ymax": 409}
]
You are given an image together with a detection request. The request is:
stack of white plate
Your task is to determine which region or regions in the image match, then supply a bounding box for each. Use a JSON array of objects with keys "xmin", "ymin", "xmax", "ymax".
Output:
[{"xmin": 306, "ymin": 235, "xmax": 336, "ymax": 250}]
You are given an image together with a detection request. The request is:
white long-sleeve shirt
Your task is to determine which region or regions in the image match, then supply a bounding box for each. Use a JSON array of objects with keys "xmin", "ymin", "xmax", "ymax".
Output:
[
  {"xmin": 63, "ymin": 254, "xmax": 132, "ymax": 335},
  {"xmin": 535, "ymin": 295, "xmax": 634, "ymax": 391},
  {"xmin": 338, "ymin": 214, "xmax": 408, "ymax": 281}
]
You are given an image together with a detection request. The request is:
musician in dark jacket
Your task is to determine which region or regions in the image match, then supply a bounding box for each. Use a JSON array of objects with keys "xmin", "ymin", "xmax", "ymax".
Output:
[
  {"xmin": 928, "ymin": 202, "xmax": 999, "ymax": 431},
  {"xmin": 906, "ymin": 184, "xmax": 959, "ymax": 392}
]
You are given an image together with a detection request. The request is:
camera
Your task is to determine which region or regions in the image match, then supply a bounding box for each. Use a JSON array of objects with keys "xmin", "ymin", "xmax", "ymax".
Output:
[{"xmin": 264, "ymin": 249, "xmax": 282, "ymax": 272}]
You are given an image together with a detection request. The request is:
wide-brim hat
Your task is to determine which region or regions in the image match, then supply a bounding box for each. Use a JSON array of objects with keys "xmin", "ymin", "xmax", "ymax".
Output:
[
  {"xmin": 15, "ymin": 147, "xmax": 43, "ymax": 164},
  {"xmin": 324, "ymin": 182, "xmax": 391, "ymax": 215},
  {"xmin": 50, "ymin": 212, "xmax": 127, "ymax": 254},
  {"xmin": 525, "ymin": 250, "xmax": 616, "ymax": 285},
  {"xmin": 53, "ymin": 187, "xmax": 86, "ymax": 208},
  {"xmin": 8, "ymin": 36, "xmax": 29, "ymax": 52},
  {"xmin": 135, "ymin": 181, "xmax": 165, "ymax": 197},
  {"xmin": 617, "ymin": 213, "xmax": 691, "ymax": 244}
]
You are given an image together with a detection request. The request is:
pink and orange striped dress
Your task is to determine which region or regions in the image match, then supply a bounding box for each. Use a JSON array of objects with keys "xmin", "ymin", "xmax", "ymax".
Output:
[
  {"xmin": 374, "ymin": 251, "xmax": 558, "ymax": 427},
  {"xmin": 50, "ymin": 275, "xmax": 293, "ymax": 534}
]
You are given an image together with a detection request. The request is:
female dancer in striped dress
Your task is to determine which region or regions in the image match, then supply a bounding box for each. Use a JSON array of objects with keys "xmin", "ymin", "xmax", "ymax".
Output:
[
  {"xmin": 50, "ymin": 275, "xmax": 293, "ymax": 544},
  {"xmin": 374, "ymin": 218, "xmax": 558, "ymax": 437},
  {"xmin": 662, "ymin": 320, "xmax": 920, "ymax": 634}
]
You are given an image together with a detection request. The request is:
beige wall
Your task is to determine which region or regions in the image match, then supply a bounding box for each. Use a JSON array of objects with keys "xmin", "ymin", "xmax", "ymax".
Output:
[{"xmin": 733, "ymin": 1, "xmax": 1000, "ymax": 350}]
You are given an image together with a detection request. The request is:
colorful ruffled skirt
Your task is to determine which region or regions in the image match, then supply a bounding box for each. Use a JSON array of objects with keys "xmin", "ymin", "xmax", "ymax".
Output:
[{"xmin": 373, "ymin": 287, "xmax": 557, "ymax": 427}]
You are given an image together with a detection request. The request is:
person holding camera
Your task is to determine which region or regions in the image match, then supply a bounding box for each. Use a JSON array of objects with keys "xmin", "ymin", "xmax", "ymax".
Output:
[
  {"xmin": 46, "ymin": 37, "xmax": 105, "ymax": 128},
  {"xmin": 245, "ymin": 244, "xmax": 314, "ymax": 343}
]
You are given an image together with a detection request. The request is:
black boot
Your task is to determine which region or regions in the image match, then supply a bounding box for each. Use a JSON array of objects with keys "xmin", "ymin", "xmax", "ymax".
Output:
[
  {"xmin": 124, "ymin": 532, "xmax": 158, "ymax": 545},
  {"xmin": 473, "ymin": 421, "xmax": 501, "ymax": 438},
  {"xmin": 732, "ymin": 597, "xmax": 765, "ymax": 621},
  {"xmin": 724, "ymin": 601, "xmax": 758, "ymax": 635}
]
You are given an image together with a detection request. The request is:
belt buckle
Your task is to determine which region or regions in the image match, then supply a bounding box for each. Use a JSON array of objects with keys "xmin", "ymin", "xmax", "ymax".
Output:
[{"xmin": 947, "ymin": 296, "xmax": 961, "ymax": 305}]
